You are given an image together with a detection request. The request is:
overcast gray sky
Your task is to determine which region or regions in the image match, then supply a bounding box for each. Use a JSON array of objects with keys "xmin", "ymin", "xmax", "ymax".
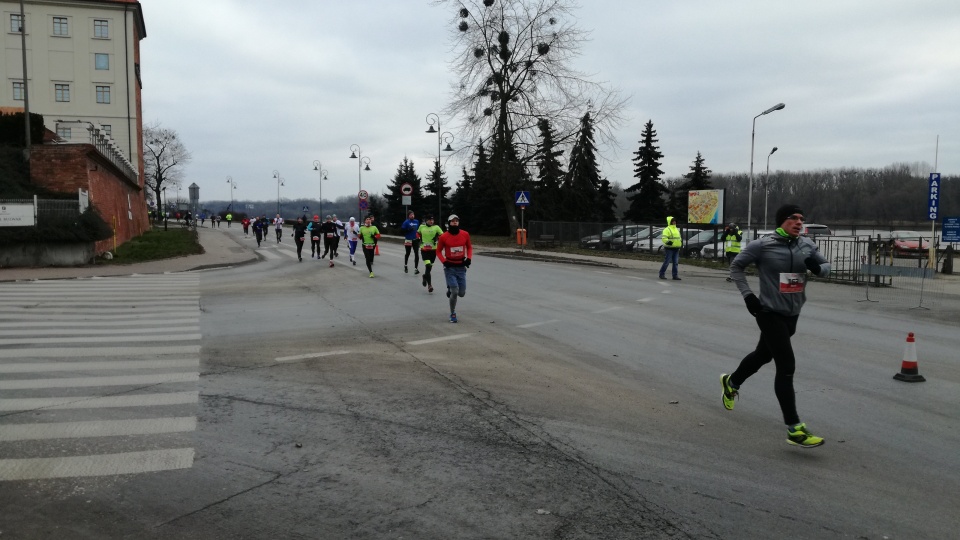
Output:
[{"xmin": 141, "ymin": 0, "xmax": 960, "ymax": 206}]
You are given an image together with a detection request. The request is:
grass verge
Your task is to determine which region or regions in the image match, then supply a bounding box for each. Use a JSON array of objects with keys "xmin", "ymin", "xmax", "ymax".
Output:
[{"xmin": 98, "ymin": 227, "xmax": 203, "ymax": 265}]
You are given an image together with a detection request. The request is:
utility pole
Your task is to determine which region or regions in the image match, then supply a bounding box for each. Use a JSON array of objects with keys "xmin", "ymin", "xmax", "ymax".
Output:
[{"xmin": 19, "ymin": 0, "xmax": 31, "ymax": 161}]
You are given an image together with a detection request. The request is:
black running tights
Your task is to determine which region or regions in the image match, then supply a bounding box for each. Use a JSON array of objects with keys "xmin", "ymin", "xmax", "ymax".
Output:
[{"xmin": 730, "ymin": 311, "xmax": 800, "ymax": 425}]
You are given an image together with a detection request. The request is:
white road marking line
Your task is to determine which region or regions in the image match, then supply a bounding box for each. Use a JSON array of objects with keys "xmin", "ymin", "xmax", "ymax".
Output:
[
  {"xmin": 0, "ymin": 316, "xmax": 200, "ymax": 326},
  {"xmin": 636, "ymin": 297, "xmax": 654, "ymax": 303},
  {"xmin": 627, "ymin": 276, "xmax": 647, "ymax": 281},
  {"xmin": 662, "ymin": 290, "xmax": 673, "ymax": 294},
  {"xmin": 0, "ymin": 314, "xmax": 198, "ymax": 322},
  {"xmin": 517, "ymin": 320, "xmax": 560, "ymax": 329},
  {"xmin": 0, "ymin": 326, "xmax": 199, "ymax": 337},
  {"xmin": 0, "ymin": 359, "xmax": 199, "ymax": 373},
  {"xmin": 595, "ymin": 271, "xmax": 613, "ymax": 275},
  {"xmin": 0, "ymin": 334, "xmax": 201, "ymax": 346},
  {"xmin": 0, "ymin": 391, "xmax": 200, "ymax": 412},
  {"xmin": 592, "ymin": 306, "xmax": 624, "ymax": 314},
  {"xmin": 0, "ymin": 448, "xmax": 195, "ymax": 481},
  {"xmin": 0, "ymin": 372, "xmax": 199, "ymax": 390},
  {"xmin": 407, "ymin": 334, "xmax": 473, "ymax": 346},
  {"xmin": 275, "ymin": 350, "xmax": 351, "ymax": 362},
  {"xmin": 0, "ymin": 345, "xmax": 201, "ymax": 359},
  {"xmin": 0, "ymin": 306, "xmax": 196, "ymax": 315},
  {"xmin": 258, "ymin": 249, "xmax": 282, "ymax": 260},
  {"xmin": 0, "ymin": 417, "xmax": 197, "ymax": 442}
]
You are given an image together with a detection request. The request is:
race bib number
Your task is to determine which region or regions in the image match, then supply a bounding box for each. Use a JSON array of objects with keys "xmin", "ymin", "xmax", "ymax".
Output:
[
  {"xmin": 326, "ymin": 233, "xmax": 334, "ymax": 238},
  {"xmin": 312, "ymin": 236, "xmax": 319, "ymax": 241},
  {"xmin": 404, "ymin": 241, "xmax": 413, "ymax": 247},
  {"xmin": 421, "ymin": 244, "xmax": 433, "ymax": 250},
  {"xmin": 450, "ymin": 246, "xmax": 464, "ymax": 255},
  {"xmin": 779, "ymin": 273, "xmax": 805, "ymax": 294},
  {"xmin": 364, "ymin": 244, "xmax": 375, "ymax": 249}
]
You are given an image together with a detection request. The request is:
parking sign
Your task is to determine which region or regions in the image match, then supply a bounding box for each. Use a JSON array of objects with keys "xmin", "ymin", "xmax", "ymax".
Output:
[{"xmin": 928, "ymin": 173, "xmax": 940, "ymax": 220}]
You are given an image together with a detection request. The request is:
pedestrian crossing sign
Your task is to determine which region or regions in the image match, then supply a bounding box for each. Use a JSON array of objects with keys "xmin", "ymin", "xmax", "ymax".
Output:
[{"xmin": 515, "ymin": 191, "xmax": 531, "ymax": 206}]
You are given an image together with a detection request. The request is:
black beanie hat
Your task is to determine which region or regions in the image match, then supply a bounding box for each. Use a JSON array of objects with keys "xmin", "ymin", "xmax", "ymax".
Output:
[{"xmin": 775, "ymin": 204, "xmax": 803, "ymax": 227}]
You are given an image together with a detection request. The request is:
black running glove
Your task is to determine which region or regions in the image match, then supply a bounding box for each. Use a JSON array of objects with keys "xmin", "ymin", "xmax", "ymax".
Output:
[
  {"xmin": 463, "ymin": 257, "xmax": 471, "ymax": 268},
  {"xmin": 442, "ymin": 261, "xmax": 453, "ymax": 268},
  {"xmin": 744, "ymin": 294, "xmax": 763, "ymax": 317},
  {"xmin": 804, "ymin": 257, "xmax": 821, "ymax": 276}
]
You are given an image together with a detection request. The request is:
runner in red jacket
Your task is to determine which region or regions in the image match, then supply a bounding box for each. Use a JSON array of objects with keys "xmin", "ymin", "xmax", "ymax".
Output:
[{"xmin": 435, "ymin": 214, "xmax": 472, "ymax": 323}]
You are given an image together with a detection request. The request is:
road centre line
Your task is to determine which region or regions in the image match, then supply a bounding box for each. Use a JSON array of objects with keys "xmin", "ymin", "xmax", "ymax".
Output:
[
  {"xmin": 0, "ymin": 417, "xmax": 197, "ymax": 442},
  {"xmin": 0, "ymin": 334, "xmax": 201, "ymax": 346},
  {"xmin": 627, "ymin": 276, "xmax": 647, "ymax": 281},
  {"xmin": 517, "ymin": 320, "xmax": 560, "ymax": 329},
  {"xmin": 275, "ymin": 350, "xmax": 351, "ymax": 362},
  {"xmin": 0, "ymin": 345, "xmax": 201, "ymax": 359},
  {"xmin": 636, "ymin": 297, "xmax": 654, "ymax": 303},
  {"xmin": 591, "ymin": 306, "xmax": 624, "ymax": 314},
  {"xmin": 406, "ymin": 334, "xmax": 473, "ymax": 346},
  {"xmin": 594, "ymin": 271, "xmax": 613, "ymax": 275},
  {"xmin": 0, "ymin": 448, "xmax": 195, "ymax": 481},
  {"xmin": 0, "ymin": 391, "xmax": 200, "ymax": 412},
  {"xmin": 0, "ymin": 358, "xmax": 199, "ymax": 373},
  {"xmin": 0, "ymin": 372, "xmax": 199, "ymax": 390}
]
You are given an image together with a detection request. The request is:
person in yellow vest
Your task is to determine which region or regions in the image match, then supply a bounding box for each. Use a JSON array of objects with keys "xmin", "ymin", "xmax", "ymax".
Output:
[
  {"xmin": 723, "ymin": 222, "xmax": 742, "ymax": 282},
  {"xmin": 225, "ymin": 212, "xmax": 233, "ymax": 228},
  {"xmin": 658, "ymin": 216, "xmax": 682, "ymax": 280}
]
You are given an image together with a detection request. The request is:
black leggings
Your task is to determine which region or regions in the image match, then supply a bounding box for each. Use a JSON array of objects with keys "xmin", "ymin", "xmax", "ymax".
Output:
[
  {"xmin": 295, "ymin": 238, "xmax": 304, "ymax": 258},
  {"xmin": 404, "ymin": 241, "xmax": 420, "ymax": 267},
  {"xmin": 322, "ymin": 237, "xmax": 335, "ymax": 260},
  {"xmin": 311, "ymin": 238, "xmax": 321, "ymax": 256},
  {"xmin": 421, "ymin": 251, "xmax": 436, "ymax": 285},
  {"xmin": 363, "ymin": 245, "xmax": 376, "ymax": 272},
  {"xmin": 730, "ymin": 312, "xmax": 800, "ymax": 425}
]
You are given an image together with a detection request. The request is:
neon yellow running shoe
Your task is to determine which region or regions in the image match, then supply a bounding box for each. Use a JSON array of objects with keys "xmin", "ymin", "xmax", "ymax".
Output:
[
  {"xmin": 369, "ymin": 272, "xmax": 375, "ymax": 278},
  {"xmin": 787, "ymin": 423, "xmax": 825, "ymax": 448},
  {"xmin": 720, "ymin": 373, "xmax": 738, "ymax": 410}
]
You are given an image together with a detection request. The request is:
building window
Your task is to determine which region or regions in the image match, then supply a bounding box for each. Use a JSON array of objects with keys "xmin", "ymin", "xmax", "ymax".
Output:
[
  {"xmin": 53, "ymin": 17, "xmax": 68, "ymax": 36},
  {"xmin": 13, "ymin": 81, "xmax": 24, "ymax": 101},
  {"xmin": 55, "ymin": 83, "xmax": 70, "ymax": 102},
  {"xmin": 94, "ymin": 19, "xmax": 109, "ymax": 38},
  {"xmin": 95, "ymin": 53, "xmax": 109, "ymax": 70},
  {"xmin": 96, "ymin": 85, "xmax": 111, "ymax": 104},
  {"xmin": 56, "ymin": 127, "xmax": 71, "ymax": 139},
  {"xmin": 101, "ymin": 124, "xmax": 112, "ymax": 136},
  {"xmin": 10, "ymin": 13, "xmax": 23, "ymax": 33}
]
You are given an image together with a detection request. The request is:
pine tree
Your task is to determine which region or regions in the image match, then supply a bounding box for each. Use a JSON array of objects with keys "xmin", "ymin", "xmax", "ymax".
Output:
[
  {"xmin": 471, "ymin": 140, "xmax": 510, "ymax": 235},
  {"xmin": 562, "ymin": 112, "xmax": 604, "ymax": 221},
  {"xmin": 597, "ymin": 177, "xmax": 617, "ymax": 222},
  {"xmin": 532, "ymin": 118, "xmax": 565, "ymax": 221},
  {"xmin": 384, "ymin": 157, "xmax": 423, "ymax": 225},
  {"xmin": 669, "ymin": 151, "xmax": 713, "ymax": 220},
  {"xmin": 450, "ymin": 165, "xmax": 475, "ymax": 226},
  {"xmin": 624, "ymin": 120, "xmax": 667, "ymax": 223},
  {"xmin": 423, "ymin": 158, "xmax": 452, "ymax": 224}
]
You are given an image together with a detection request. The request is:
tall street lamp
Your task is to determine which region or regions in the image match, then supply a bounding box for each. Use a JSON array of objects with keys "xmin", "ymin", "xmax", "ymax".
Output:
[
  {"xmin": 748, "ymin": 102, "xmax": 785, "ymax": 240},
  {"xmin": 226, "ymin": 176, "xmax": 236, "ymax": 212},
  {"xmin": 425, "ymin": 113, "xmax": 454, "ymax": 223},
  {"xmin": 272, "ymin": 170, "xmax": 284, "ymax": 215},
  {"xmin": 763, "ymin": 146, "xmax": 778, "ymax": 231},
  {"xmin": 312, "ymin": 160, "xmax": 328, "ymax": 217},
  {"xmin": 349, "ymin": 145, "xmax": 371, "ymax": 219}
]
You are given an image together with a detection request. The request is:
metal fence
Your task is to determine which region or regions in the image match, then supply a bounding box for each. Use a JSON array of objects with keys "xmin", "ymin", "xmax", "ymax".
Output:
[{"xmin": 1, "ymin": 198, "xmax": 80, "ymax": 220}]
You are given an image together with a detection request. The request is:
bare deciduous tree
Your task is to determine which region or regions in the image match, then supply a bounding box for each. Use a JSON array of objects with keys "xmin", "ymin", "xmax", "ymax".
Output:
[
  {"xmin": 143, "ymin": 122, "xmax": 191, "ymax": 214},
  {"xmin": 439, "ymin": 0, "xmax": 626, "ymax": 231}
]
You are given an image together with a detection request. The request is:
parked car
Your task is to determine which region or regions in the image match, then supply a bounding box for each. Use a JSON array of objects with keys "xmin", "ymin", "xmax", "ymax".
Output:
[
  {"xmin": 633, "ymin": 229, "xmax": 699, "ymax": 254},
  {"xmin": 701, "ymin": 230, "xmax": 775, "ymax": 259},
  {"xmin": 803, "ymin": 223, "xmax": 833, "ymax": 237},
  {"xmin": 680, "ymin": 229, "xmax": 726, "ymax": 258},
  {"xmin": 579, "ymin": 224, "xmax": 646, "ymax": 249},
  {"xmin": 887, "ymin": 230, "xmax": 931, "ymax": 257},
  {"xmin": 611, "ymin": 226, "xmax": 662, "ymax": 251}
]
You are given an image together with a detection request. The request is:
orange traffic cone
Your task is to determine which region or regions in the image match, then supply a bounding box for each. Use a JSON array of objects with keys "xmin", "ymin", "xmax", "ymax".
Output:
[
  {"xmin": 375, "ymin": 244, "xmax": 380, "ymax": 256},
  {"xmin": 893, "ymin": 332, "xmax": 925, "ymax": 382}
]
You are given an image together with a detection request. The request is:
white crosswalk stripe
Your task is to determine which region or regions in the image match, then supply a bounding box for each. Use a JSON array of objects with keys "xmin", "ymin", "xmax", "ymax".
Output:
[{"xmin": 0, "ymin": 274, "xmax": 201, "ymax": 481}]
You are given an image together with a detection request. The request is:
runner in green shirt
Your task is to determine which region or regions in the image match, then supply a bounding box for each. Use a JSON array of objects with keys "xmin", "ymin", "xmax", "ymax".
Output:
[
  {"xmin": 417, "ymin": 215, "xmax": 444, "ymax": 293},
  {"xmin": 358, "ymin": 216, "xmax": 381, "ymax": 278}
]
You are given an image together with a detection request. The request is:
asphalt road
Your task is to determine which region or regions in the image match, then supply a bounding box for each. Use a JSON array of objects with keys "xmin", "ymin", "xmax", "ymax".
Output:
[{"xmin": 2, "ymin": 233, "xmax": 958, "ymax": 539}]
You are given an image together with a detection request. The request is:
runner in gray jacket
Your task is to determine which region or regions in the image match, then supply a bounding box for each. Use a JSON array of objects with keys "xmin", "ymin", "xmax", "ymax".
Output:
[{"xmin": 721, "ymin": 203, "xmax": 831, "ymax": 448}]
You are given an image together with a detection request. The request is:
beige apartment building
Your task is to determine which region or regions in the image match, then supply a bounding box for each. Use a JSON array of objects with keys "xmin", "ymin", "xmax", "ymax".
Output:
[{"xmin": 1, "ymin": 0, "xmax": 145, "ymax": 175}]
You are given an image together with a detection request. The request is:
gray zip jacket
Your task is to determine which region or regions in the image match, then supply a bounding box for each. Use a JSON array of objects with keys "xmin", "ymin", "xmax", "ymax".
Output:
[{"xmin": 730, "ymin": 232, "xmax": 830, "ymax": 316}]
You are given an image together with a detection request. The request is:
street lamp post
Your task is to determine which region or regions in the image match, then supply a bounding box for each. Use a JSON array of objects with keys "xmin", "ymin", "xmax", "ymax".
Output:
[
  {"xmin": 272, "ymin": 170, "xmax": 284, "ymax": 216},
  {"xmin": 763, "ymin": 146, "xmax": 778, "ymax": 231},
  {"xmin": 349, "ymin": 145, "xmax": 371, "ymax": 219},
  {"xmin": 425, "ymin": 113, "xmax": 454, "ymax": 223},
  {"xmin": 312, "ymin": 160, "xmax": 328, "ymax": 217},
  {"xmin": 226, "ymin": 176, "xmax": 236, "ymax": 212},
  {"xmin": 748, "ymin": 102, "xmax": 785, "ymax": 240},
  {"xmin": 162, "ymin": 186, "xmax": 167, "ymax": 231}
]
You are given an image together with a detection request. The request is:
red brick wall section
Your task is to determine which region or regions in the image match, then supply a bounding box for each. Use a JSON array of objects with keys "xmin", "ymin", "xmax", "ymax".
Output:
[{"xmin": 30, "ymin": 145, "xmax": 150, "ymax": 255}]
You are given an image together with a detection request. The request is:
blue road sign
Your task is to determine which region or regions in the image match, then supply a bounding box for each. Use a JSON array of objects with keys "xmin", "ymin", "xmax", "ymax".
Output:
[
  {"xmin": 943, "ymin": 216, "xmax": 960, "ymax": 242},
  {"xmin": 928, "ymin": 173, "xmax": 941, "ymax": 220},
  {"xmin": 359, "ymin": 200, "xmax": 369, "ymax": 210},
  {"xmin": 515, "ymin": 191, "xmax": 531, "ymax": 206}
]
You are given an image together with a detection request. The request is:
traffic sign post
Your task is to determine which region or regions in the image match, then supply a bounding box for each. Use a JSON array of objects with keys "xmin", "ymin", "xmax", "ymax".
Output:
[{"xmin": 515, "ymin": 191, "xmax": 531, "ymax": 253}]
